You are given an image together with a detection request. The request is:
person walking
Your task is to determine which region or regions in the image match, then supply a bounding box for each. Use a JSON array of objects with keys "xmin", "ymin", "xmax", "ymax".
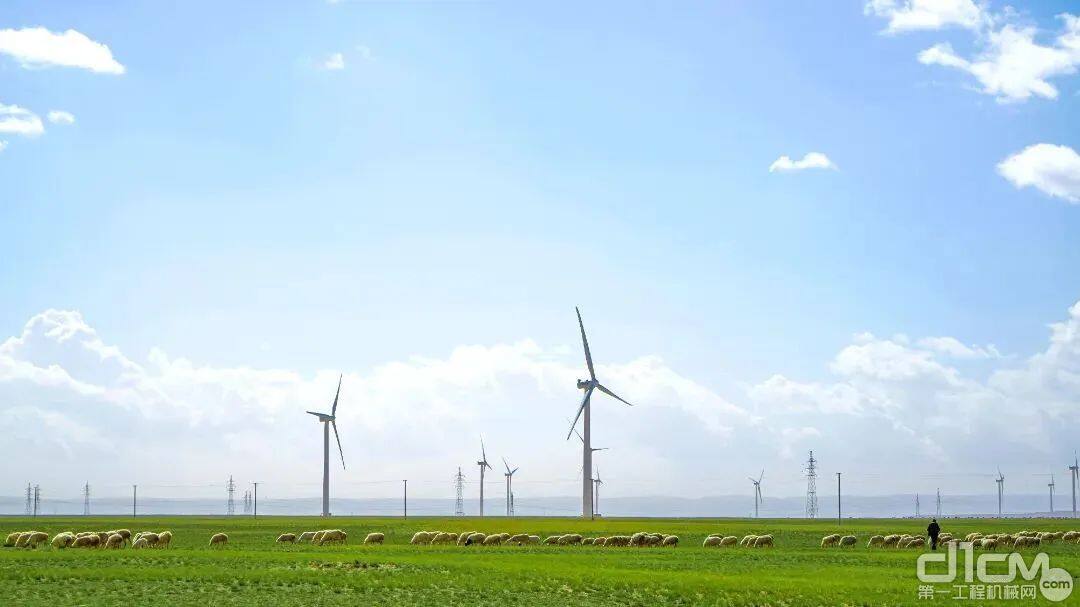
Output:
[{"xmin": 927, "ymin": 518, "xmax": 941, "ymax": 550}]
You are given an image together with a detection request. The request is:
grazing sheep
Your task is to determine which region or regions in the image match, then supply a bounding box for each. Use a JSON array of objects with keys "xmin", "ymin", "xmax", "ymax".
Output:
[
  {"xmin": 410, "ymin": 531, "xmax": 434, "ymax": 545},
  {"xmin": 209, "ymin": 533, "xmax": 229, "ymax": 548},
  {"xmin": 867, "ymin": 535, "xmax": 885, "ymax": 548},
  {"xmin": 740, "ymin": 535, "xmax": 758, "ymax": 547},
  {"xmin": 629, "ymin": 532, "xmax": 647, "ymax": 547},
  {"xmin": 564, "ymin": 533, "xmax": 584, "ymax": 545},
  {"xmin": 507, "ymin": 533, "xmax": 530, "ymax": 545},
  {"xmin": 644, "ymin": 534, "xmax": 663, "ymax": 547},
  {"xmin": 364, "ymin": 533, "xmax": 385, "ymax": 545},
  {"xmin": 753, "ymin": 534, "xmax": 774, "ymax": 548},
  {"xmin": 431, "ymin": 532, "xmax": 452, "ymax": 545},
  {"xmin": 110, "ymin": 529, "xmax": 132, "ymax": 541},
  {"xmin": 820, "ymin": 534, "xmax": 841, "ymax": 548},
  {"xmin": 14, "ymin": 532, "xmax": 33, "ymax": 548},
  {"xmin": 51, "ymin": 533, "xmax": 74, "ymax": 549},
  {"xmin": 25, "ymin": 532, "xmax": 48, "ymax": 549},
  {"xmin": 607, "ymin": 535, "xmax": 631, "ymax": 547},
  {"xmin": 527, "ymin": 535, "xmax": 541, "ymax": 545},
  {"xmin": 703, "ymin": 536, "xmax": 722, "ymax": 548},
  {"xmin": 1062, "ymin": 531, "xmax": 1080, "ymax": 541},
  {"xmin": 839, "ymin": 535, "xmax": 857, "ymax": 547},
  {"xmin": 154, "ymin": 531, "xmax": 171, "ymax": 549},
  {"xmin": 320, "ymin": 530, "xmax": 347, "ymax": 545},
  {"xmin": 72, "ymin": 533, "xmax": 98, "ymax": 548},
  {"xmin": 105, "ymin": 534, "xmax": 124, "ymax": 549},
  {"xmin": 312, "ymin": 531, "xmax": 327, "ymax": 545},
  {"xmin": 482, "ymin": 534, "xmax": 504, "ymax": 546},
  {"xmin": 593, "ymin": 537, "xmax": 607, "ymax": 546},
  {"xmin": 1014, "ymin": 535, "xmax": 1041, "ymax": 548},
  {"xmin": 964, "ymin": 533, "xmax": 982, "ymax": 542},
  {"xmin": 662, "ymin": 535, "xmax": 679, "ymax": 547},
  {"xmin": 581, "ymin": 538, "xmax": 594, "ymax": 545},
  {"xmin": 140, "ymin": 533, "xmax": 160, "ymax": 546},
  {"xmin": 4, "ymin": 532, "xmax": 20, "ymax": 547},
  {"xmin": 908, "ymin": 537, "xmax": 926, "ymax": 549},
  {"xmin": 456, "ymin": 532, "xmax": 473, "ymax": 546},
  {"xmin": 720, "ymin": 536, "xmax": 738, "ymax": 547},
  {"xmin": 277, "ymin": 533, "xmax": 297, "ymax": 544},
  {"xmin": 898, "ymin": 537, "xmax": 913, "ymax": 548},
  {"xmin": 297, "ymin": 531, "xmax": 316, "ymax": 543},
  {"xmin": 978, "ymin": 538, "xmax": 998, "ymax": 551},
  {"xmin": 541, "ymin": 535, "xmax": 560, "ymax": 545},
  {"xmin": 466, "ymin": 533, "xmax": 487, "ymax": 546},
  {"xmin": 447, "ymin": 533, "xmax": 460, "ymax": 543},
  {"xmin": 132, "ymin": 538, "xmax": 149, "ymax": 549}
]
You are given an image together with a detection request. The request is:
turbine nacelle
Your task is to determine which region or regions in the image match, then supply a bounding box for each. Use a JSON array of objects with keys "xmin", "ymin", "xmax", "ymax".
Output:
[{"xmin": 577, "ymin": 379, "xmax": 592, "ymax": 390}]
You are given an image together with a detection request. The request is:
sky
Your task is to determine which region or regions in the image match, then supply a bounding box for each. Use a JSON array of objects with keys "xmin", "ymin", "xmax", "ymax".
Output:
[{"xmin": 2, "ymin": 0, "xmax": 1080, "ymax": 508}]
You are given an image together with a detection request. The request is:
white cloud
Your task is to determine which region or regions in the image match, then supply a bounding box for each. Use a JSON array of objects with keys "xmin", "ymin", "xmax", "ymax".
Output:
[
  {"xmin": 916, "ymin": 336, "xmax": 1000, "ymax": 359},
  {"xmin": 0, "ymin": 27, "xmax": 125, "ymax": 74},
  {"xmin": 997, "ymin": 143, "xmax": 1080, "ymax": 203},
  {"xmin": 0, "ymin": 141, "xmax": 6, "ymax": 153},
  {"xmin": 865, "ymin": 0, "xmax": 986, "ymax": 33},
  {"xmin": 0, "ymin": 103, "xmax": 44, "ymax": 137},
  {"xmin": 769, "ymin": 152, "xmax": 836, "ymax": 173},
  {"xmin": 321, "ymin": 52, "xmax": 345, "ymax": 71},
  {"xmin": 47, "ymin": 110, "xmax": 75, "ymax": 125}
]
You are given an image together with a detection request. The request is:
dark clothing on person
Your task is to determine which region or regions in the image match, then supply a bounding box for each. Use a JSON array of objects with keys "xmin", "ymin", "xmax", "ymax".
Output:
[{"xmin": 927, "ymin": 521, "xmax": 941, "ymax": 550}]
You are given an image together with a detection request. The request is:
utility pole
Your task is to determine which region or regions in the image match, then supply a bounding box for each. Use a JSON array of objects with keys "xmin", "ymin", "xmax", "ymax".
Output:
[
  {"xmin": 403, "ymin": 480, "xmax": 408, "ymax": 519},
  {"xmin": 454, "ymin": 467, "xmax": 466, "ymax": 516},
  {"xmin": 836, "ymin": 472, "xmax": 842, "ymax": 525},
  {"xmin": 805, "ymin": 451, "xmax": 818, "ymax": 518},
  {"xmin": 226, "ymin": 475, "xmax": 236, "ymax": 515},
  {"xmin": 133, "ymin": 485, "xmax": 137, "ymax": 517},
  {"xmin": 83, "ymin": 482, "xmax": 91, "ymax": 516}
]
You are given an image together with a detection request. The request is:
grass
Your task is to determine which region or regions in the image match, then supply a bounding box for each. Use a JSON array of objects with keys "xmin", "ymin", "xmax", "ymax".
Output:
[{"xmin": 2, "ymin": 516, "xmax": 1079, "ymax": 605}]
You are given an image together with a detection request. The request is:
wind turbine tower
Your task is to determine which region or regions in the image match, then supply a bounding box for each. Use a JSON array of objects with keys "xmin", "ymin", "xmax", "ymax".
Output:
[
  {"xmin": 936, "ymin": 488, "xmax": 942, "ymax": 517},
  {"xmin": 1048, "ymin": 474, "xmax": 1055, "ymax": 514},
  {"xmin": 915, "ymin": 494, "xmax": 920, "ymax": 518},
  {"xmin": 502, "ymin": 457, "xmax": 518, "ymax": 517},
  {"xmin": 1069, "ymin": 454, "xmax": 1078, "ymax": 518},
  {"xmin": 593, "ymin": 467, "xmax": 603, "ymax": 517},
  {"xmin": 566, "ymin": 307, "xmax": 634, "ymax": 519},
  {"xmin": 749, "ymin": 470, "xmax": 763, "ymax": 518},
  {"xmin": 306, "ymin": 374, "xmax": 346, "ymax": 517},
  {"xmin": 476, "ymin": 438, "xmax": 492, "ymax": 516},
  {"xmin": 995, "ymin": 469, "xmax": 1005, "ymax": 518}
]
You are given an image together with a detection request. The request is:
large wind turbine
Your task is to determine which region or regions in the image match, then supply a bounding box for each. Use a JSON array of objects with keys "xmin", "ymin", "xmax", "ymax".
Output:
[
  {"xmin": 503, "ymin": 457, "xmax": 518, "ymax": 517},
  {"xmin": 1069, "ymin": 453, "xmax": 1078, "ymax": 518},
  {"xmin": 1048, "ymin": 474, "xmax": 1056, "ymax": 514},
  {"xmin": 306, "ymin": 374, "xmax": 346, "ymax": 517},
  {"xmin": 995, "ymin": 468, "xmax": 1005, "ymax": 518},
  {"xmin": 749, "ymin": 470, "xmax": 763, "ymax": 518},
  {"xmin": 566, "ymin": 307, "xmax": 634, "ymax": 519},
  {"xmin": 476, "ymin": 438, "xmax": 492, "ymax": 517}
]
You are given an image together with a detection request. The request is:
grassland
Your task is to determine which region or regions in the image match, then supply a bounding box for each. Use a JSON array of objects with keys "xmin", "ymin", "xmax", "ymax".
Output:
[{"xmin": 3, "ymin": 516, "xmax": 1079, "ymax": 605}]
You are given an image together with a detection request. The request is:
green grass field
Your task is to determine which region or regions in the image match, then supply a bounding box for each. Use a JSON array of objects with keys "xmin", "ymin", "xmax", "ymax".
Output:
[{"xmin": 3, "ymin": 516, "xmax": 1079, "ymax": 605}]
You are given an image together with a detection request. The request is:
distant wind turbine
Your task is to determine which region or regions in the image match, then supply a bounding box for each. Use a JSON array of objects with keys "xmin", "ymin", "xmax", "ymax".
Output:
[
  {"xmin": 1049, "ymin": 473, "xmax": 1056, "ymax": 514},
  {"xmin": 1069, "ymin": 453, "xmax": 1079, "ymax": 518},
  {"xmin": 566, "ymin": 307, "xmax": 634, "ymax": 519},
  {"xmin": 503, "ymin": 457, "xmax": 518, "ymax": 517},
  {"xmin": 593, "ymin": 467, "xmax": 603, "ymax": 518},
  {"xmin": 306, "ymin": 374, "xmax": 346, "ymax": 517},
  {"xmin": 476, "ymin": 438, "xmax": 492, "ymax": 517},
  {"xmin": 749, "ymin": 470, "xmax": 763, "ymax": 518},
  {"xmin": 995, "ymin": 468, "xmax": 1005, "ymax": 518}
]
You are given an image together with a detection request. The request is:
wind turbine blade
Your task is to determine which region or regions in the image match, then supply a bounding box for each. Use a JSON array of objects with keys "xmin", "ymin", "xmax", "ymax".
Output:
[
  {"xmin": 574, "ymin": 428, "xmax": 584, "ymax": 444},
  {"xmin": 331, "ymin": 374, "xmax": 342, "ymax": 417},
  {"xmin": 306, "ymin": 411, "xmax": 325, "ymax": 418},
  {"xmin": 331, "ymin": 420, "xmax": 345, "ymax": 471},
  {"xmin": 758, "ymin": 469, "xmax": 764, "ymax": 483},
  {"xmin": 748, "ymin": 477, "xmax": 757, "ymax": 483},
  {"xmin": 503, "ymin": 457, "xmax": 511, "ymax": 474},
  {"xmin": 594, "ymin": 447, "xmax": 609, "ymax": 451},
  {"xmin": 566, "ymin": 387, "xmax": 593, "ymax": 440},
  {"xmin": 512, "ymin": 467, "xmax": 518, "ymax": 475},
  {"xmin": 481, "ymin": 437, "xmax": 488, "ymax": 464},
  {"xmin": 596, "ymin": 383, "xmax": 632, "ymax": 407},
  {"xmin": 576, "ymin": 307, "xmax": 596, "ymax": 381}
]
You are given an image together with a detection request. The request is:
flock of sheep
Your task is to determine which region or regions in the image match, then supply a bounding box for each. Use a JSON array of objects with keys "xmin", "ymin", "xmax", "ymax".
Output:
[
  {"xmin": 817, "ymin": 528, "xmax": 1080, "ymax": 550},
  {"xmin": 702, "ymin": 533, "xmax": 774, "ymax": 548},
  {"xmin": 404, "ymin": 530, "xmax": 682, "ymax": 547},
  {"xmin": 3, "ymin": 529, "xmax": 172, "ymax": 550},
  {"xmin": 273, "ymin": 528, "xmax": 384, "ymax": 546}
]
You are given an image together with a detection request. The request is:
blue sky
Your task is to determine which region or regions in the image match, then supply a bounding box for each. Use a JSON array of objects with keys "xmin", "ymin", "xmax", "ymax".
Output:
[{"xmin": 2, "ymin": 1, "xmax": 1080, "ymax": 505}]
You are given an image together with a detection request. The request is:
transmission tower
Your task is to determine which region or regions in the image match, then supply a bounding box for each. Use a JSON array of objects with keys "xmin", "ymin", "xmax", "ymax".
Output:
[
  {"xmin": 805, "ymin": 450, "xmax": 819, "ymax": 518},
  {"xmin": 226, "ymin": 475, "xmax": 236, "ymax": 515},
  {"xmin": 32, "ymin": 485, "xmax": 40, "ymax": 516},
  {"xmin": 83, "ymin": 482, "xmax": 91, "ymax": 515},
  {"xmin": 454, "ymin": 467, "xmax": 466, "ymax": 516},
  {"xmin": 936, "ymin": 488, "xmax": 942, "ymax": 517},
  {"xmin": 242, "ymin": 490, "xmax": 251, "ymax": 514},
  {"xmin": 24, "ymin": 483, "xmax": 32, "ymax": 515}
]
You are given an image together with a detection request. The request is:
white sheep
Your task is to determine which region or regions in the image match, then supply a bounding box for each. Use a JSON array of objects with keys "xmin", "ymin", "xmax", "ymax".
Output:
[
  {"xmin": 753, "ymin": 534, "xmax": 774, "ymax": 548},
  {"xmin": 466, "ymin": 532, "xmax": 487, "ymax": 546},
  {"xmin": 105, "ymin": 534, "xmax": 124, "ymax": 549},
  {"xmin": 277, "ymin": 533, "xmax": 297, "ymax": 544},
  {"xmin": 703, "ymin": 536, "xmax": 721, "ymax": 548},
  {"xmin": 209, "ymin": 533, "xmax": 229, "ymax": 548},
  {"xmin": 132, "ymin": 537, "xmax": 149, "ymax": 549},
  {"xmin": 364, "ymin": 532, "xmax": 385, "ymax": 545},
  {"xmin": 662, "ymin": 535, "xmax": 679, "ymax": 547},
  {"xmin": 820, "ymin": 533, "xmax": 840, "ymax": 548},
  {"xmin": 740, "ymin": 534, "xmax": 758, "ymax": 547},
  {"xmin": 839, "ymin": 535, "xmax": 857, "ymax": 547},
  {"xmin": 320, "ymin": 529, "xmax": 347, "ymax": 545},
  {"xmin": 541, "ymin": 535, "xmax": 560, "ymax": 545},
  {"xmin": 51, "ymin": 533, "xmax": 74, "ymax": 549},
  {"xmin": 410, "ymin": 531, "xmax": 434, "ymax": 545},
  {"xmin": 297, "ymin": 531, "xmax": 316, "ymax": 543},
  {"xmin": 867, "ymin": 535, "xmax": 885, "ymax": 548}
]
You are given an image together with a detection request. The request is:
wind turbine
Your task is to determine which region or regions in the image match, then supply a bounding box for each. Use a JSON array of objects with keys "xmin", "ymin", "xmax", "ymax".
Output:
[
  {"xmin": 502, "ymin": 457, "xmax": 518, "ymax": 517},
  {"xmin": 1068, "ymin": 453, "xmax": 1078, "ymax": 518},
  {"xmin": 749, "ymin": 470, "xmax": 763, "ymax": 518},
  {"xmin": 995, "ymin": 468, "xmax": 1005, "ymax": 518},
  {"xmin": 566, "ymin": 307, "xmax": 634, "ymax": 519},
  {"xmin": 306, "ymin": 374, "xmax": 346, "ymax": 517},
  {"xmin": 476, "ymin": 438, "xmax": 492, "ymax": 517},
  {"xmin": 1048, "ymin": 474, "xmax": 1056, "ymax": 514},
  {"xmin": 593, "ymin": 467, "xmax": 603, "ymax": 518}
]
